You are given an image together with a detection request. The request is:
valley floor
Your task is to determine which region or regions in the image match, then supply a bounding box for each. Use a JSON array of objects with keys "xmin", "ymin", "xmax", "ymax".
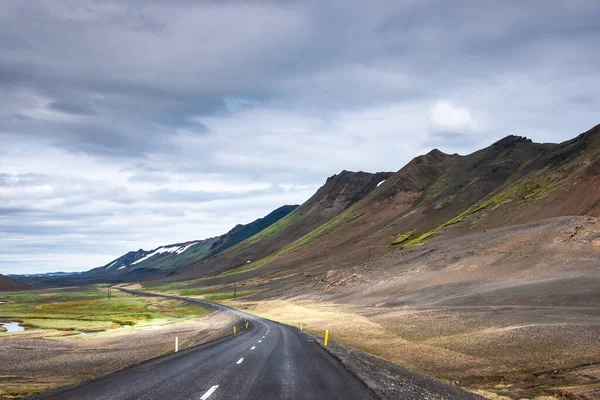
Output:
[{"xmin": 0, "ymin": 288, "xmax": 234, "ymax": 399}]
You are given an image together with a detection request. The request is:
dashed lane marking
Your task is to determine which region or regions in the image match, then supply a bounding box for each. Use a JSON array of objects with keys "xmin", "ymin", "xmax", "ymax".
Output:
[
  {"xmin": 251, "ymin": 346, "xmax": 256, "ymax": 350},
  {"xmin": 258, "ymin": 340, "xmax": 262, "ymax": 343},
  {"xmin": 200, "ymin": 385, "xmax": 218, "ymax": 400},
  {"xmin": 237, "ymin": 358, "xmax": 244, "ymax": 365}
]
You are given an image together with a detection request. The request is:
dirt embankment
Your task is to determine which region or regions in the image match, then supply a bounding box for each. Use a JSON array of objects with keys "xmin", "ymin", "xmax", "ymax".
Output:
[{"xmin": 0, "ymin": 311, "xmax": 236, "ymax": 399}]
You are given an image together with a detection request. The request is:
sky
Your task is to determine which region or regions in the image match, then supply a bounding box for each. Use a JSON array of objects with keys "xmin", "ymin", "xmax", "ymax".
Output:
[{"xmin": 1, "ymin": 0, "xmax": 599, "ymax": 274}]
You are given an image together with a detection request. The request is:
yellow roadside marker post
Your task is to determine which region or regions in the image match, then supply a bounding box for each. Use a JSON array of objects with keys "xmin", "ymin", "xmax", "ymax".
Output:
[
  {"xmin": 234, "ymin": 326, "xmax": 237, "ymax": 334},
  {"xmin": 246, "ymin": 321, "xmax": 249, "ymax": 329},
  {"xmin": 324, "ymin": 330, "xmax": 329, "ymax": 346}
]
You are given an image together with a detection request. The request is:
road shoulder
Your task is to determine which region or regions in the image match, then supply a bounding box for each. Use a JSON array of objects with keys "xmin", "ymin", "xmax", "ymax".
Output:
[{"xmin": 306, "ymin": 332, "xmax": 485, "ymax": 400}]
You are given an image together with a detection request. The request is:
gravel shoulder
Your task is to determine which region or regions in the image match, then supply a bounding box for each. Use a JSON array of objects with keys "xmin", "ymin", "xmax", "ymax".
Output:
[{"xmin": 305, "ymin": 332, "xmax": 485, "ymax": 400}]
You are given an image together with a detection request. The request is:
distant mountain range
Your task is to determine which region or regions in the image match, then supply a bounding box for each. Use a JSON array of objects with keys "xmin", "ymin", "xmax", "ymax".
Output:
[
  {"xmin": 14, "ymin": 205, "xmax": 298, "ymax": 286},
  {"xmin": 11, "ymin": 123, "xmax": 600, "ymax": 290}
]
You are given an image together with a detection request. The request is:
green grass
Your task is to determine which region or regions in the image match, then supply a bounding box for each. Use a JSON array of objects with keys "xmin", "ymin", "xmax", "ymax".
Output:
[
  {"xmin": 422, "ymin": 173, "xmax": 448, "ymax": 201},
  {"xmin": 141, "ymin": 278, "xmax": 229, "ymax": 296},
  {"xmin": 21, "ymin": 319, "xmax": 117, "ymax": 332},
  {"xmin": 286, "ymin": 208, "xmax": 363, "ymax": 252},
  {"xmin": 223, "ymin": 205, "xmax": 365, "ymax": 276},
  {"xmin": 392, "ymin": 232, "xmax": 413, "ymax": 245},
  {"xmin": 0, "ymin": 286, "xmax": 209, "ymax": 333},
  {"xmin": 242, "ymin": 209, "xmax": 304, "ymax": 245},
  {"xmin": 395, "ymin": 171, "xmax": 561, "ymax": 249}
]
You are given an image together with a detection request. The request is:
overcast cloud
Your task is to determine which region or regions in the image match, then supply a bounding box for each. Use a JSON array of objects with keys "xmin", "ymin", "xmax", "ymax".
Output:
[{"xmin": 1, "ymin": 0, "xmax": 599, "ymax": 274}]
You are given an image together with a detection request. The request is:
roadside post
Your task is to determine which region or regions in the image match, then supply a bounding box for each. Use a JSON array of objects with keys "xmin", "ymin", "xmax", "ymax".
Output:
[
  {"xmin": 324, "ymin": 330, "xmax": 329, "ymax": 346},
  {"xmin": 246, "ymin": 321, "xmax": 249, "ymax": 329},
  {"xmin": 234, "ymin": 326, "xmax": 237, "ymax": 334},
  {"xmin": 175, "ymin": 336, "xmax": 178, "ymax": 352}
]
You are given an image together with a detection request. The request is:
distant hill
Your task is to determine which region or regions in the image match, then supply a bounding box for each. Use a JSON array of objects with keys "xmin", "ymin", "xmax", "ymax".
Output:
[
  {"xmin": 15, "ymin": 205, "xmax": 298, "ymax": 286},
  {"xmin": 0, "ymin": 274, "xmax": 31, "ymax": 291}
]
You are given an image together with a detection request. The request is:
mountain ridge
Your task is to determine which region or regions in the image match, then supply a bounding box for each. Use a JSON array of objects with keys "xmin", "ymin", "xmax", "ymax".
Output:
[
  {"xmin": 157, "ymin": 124, "xmax": 600, "ymax": 285},
  {"xmin": 14, "ymin": 204, "xmax": 300, "ymax": 286},
  {"xmin": 166, "ymin": 169, "xmax": 395, "ymax": 280}
]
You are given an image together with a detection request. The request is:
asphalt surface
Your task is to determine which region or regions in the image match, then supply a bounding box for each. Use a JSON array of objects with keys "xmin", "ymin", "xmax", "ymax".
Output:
[{"xmin": 39, "ymin": 290, "xmax": 378, "ymax": 400}]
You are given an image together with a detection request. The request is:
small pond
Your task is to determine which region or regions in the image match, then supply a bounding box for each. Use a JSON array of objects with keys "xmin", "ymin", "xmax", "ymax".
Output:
[{"xmin": 0, "ymin": 321, "xmax": 24, "ymax": 333}]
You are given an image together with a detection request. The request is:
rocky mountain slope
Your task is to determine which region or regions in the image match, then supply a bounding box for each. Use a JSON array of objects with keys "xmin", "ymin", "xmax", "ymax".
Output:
[
  {"xmin": 167, "ymin": 170, "xmax": 394, "ymax": 280},
  {"xmin": 155, "ymin": 124, "xmax": 600, "ymax": 286}
]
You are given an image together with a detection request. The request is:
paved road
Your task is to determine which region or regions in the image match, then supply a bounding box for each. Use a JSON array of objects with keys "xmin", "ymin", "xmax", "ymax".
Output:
[{"xmin": 40, "ymin": 290, "xmax": 378, "ymax": 400}]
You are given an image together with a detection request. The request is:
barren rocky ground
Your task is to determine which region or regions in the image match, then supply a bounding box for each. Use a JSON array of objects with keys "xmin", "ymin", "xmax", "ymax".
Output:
[{"xmin": 228, "ymin": 216, "xmax": 600, "ymax": 399}]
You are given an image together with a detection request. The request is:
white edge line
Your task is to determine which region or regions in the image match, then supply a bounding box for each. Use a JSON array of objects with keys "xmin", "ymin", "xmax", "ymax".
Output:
[
  {"xmin": 237, "ymin": 358, "xmax": 244, "ymax": 364},
  {"xmin": 200, "ymin": 385, "xmax": 219, "ymax": 400}
]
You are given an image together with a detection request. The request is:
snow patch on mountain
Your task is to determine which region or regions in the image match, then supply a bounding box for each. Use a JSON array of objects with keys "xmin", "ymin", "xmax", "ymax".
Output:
[
  {"xmin": 131, "ymin": 246, "xmax": 180, "ymax": 265},
  {"xmin": 176, "ymin": 242, "xmax": 197, "ymax": 254}
]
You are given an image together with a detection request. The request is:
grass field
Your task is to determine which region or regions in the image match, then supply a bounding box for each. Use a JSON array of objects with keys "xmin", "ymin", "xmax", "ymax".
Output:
[
  {"xmin": 139, "ymin": 280, "xmax": 263, "ymax": 301},
  {"xmin": 0, "ymin": 285, "xmax": 210, "ymax": 333}
]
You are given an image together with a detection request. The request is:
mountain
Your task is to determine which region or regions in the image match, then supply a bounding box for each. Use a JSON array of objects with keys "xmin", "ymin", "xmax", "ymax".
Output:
[
  {"xmin": 207, "ymin": 205, "xmax": 299, "ymax": 256},
  {"xmin": 138, "ymin": 124, "xmax": 600, "ymax": 399},
  {"xmin": 0, "ymin": 274, "xmax": 31, "ymax": 291},
  {"xmin": 156, "ymin": 124, "xmax": 600, "ymax": 285},
  {"xmin": 15, "ymin": 205, "xmax": 299, "ymax": 286},
  {"xmin": 166, "ymin": 170, "xmax": 394, "ymax": 280}
]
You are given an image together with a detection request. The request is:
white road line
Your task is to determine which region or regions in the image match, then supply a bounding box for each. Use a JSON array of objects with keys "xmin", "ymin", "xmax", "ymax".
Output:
[
  {"xmin": 258, "ymin": 340, "xmax": 262, "ymax": 343},
  {"xmin": 200, "ymin": 385, "xmax": 218, "ymax": 400},
  {"xmin": 251, "ymin": 346, "xmax": 256, "ymax": 350},
  {"xmin": 237, "ymin": 358, "xmax": 244, "ymax": 364},
  {"xmin": 262, "ymin": 336, "xmax": 265, "ymax": 338}
]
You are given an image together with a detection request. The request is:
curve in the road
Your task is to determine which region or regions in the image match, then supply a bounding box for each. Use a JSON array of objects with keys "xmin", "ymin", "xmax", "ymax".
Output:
[{"xmin": 36, "ymin": 289, "xmax": 379, "ymax": 400}]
